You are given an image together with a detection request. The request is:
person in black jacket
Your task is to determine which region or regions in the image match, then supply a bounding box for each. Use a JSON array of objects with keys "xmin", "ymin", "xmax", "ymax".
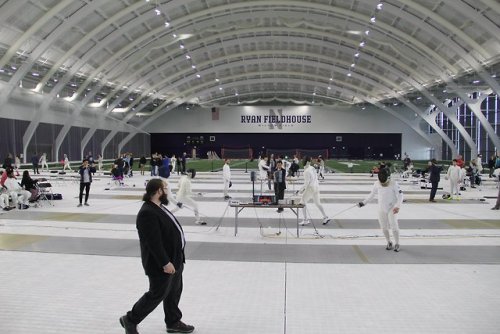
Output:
[
  {"xmin": 120, "ymin": 179, "xmax": 194, "ymax": 334},
  {"xmin": 139, "ymin": 156, "xmax": 147, "ymax": 176},
  {"xmin": 426, "ymin": 159, "xmax": 443, "ymax": 202},
  {"xmin": 274, "ymin": 160, "xmax": 287, "ymax": 212},
  {"xmin": 77, "ymin": 159, "xmax": 96, "ymax": 207},
  {"xmin": 31, "ymin": 153, "xmax": 40, "ymax": 175},
  {"xmin": 21, "ymin": 170, "xmax": 38, "ymax": 201}
]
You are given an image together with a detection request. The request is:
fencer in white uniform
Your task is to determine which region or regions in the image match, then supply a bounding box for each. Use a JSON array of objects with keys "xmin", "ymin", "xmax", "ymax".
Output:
[
  {"xmin": 169, "ymin": 169, "xmax": 206, "ymax": 225},
  {"xmin": 0, "ymin": 187, "xmax": 11, "ymax": 211},
  {"xmin": 358, "ymin": 168, "xmax": 404, "ymax": 252},
  {"xmin": 4, "ymin": 171, "xmax": 31, "ymax": 209},
  {"xmin": 39, "ymin": 153, "xmax": 49, "ymax": 172},
  {"xmin": 298, "ymin": 156, "xmax": 330, "ymax": 225},
  {"xmin": 222, "ymin": 159, "xmax": 231, "ymax": 199},
  {"xmin": 63, "ymin": 154, "xmax": 72, "ymax": 171},
  {"xmin": 257, "ymin": 155, "xmax": 270, "ymax": 192},
  {"xmin": 446, "ymin": 159, "xmax": 462, "ymax": 199}
]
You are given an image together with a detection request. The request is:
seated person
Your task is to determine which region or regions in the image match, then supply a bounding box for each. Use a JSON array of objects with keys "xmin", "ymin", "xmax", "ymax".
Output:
[
  {"xmin": 0, "ymin": 167, "xmax": 13, "ymax": 187},
  {"xmin": 3, "ymin": 169, "xmax": 31, "ymax": 209},
  {"xmin": 111, "ymin": 164, "xmax": 124, "ymax": 185},
  {"xmin": 0, "ymin": 186, "xmax": 13, "ymax": 211},
  {"xmin": 20, "ymin": 170, "xmax": 39, "ymax": 201}
]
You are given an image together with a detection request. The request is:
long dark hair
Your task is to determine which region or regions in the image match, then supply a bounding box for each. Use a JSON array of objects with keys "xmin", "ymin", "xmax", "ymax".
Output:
[
  {"xmin": 22, "ymin": 170, "xmax": 30, "ymax": 182},
  {"xmin": 142, "ymin": 178, "xmax": 163, "ymax": 202}
]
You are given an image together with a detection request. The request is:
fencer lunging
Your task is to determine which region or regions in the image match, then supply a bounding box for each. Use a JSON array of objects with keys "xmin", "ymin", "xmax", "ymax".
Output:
[
  {"xmin": 170, "ymin": 169, "xmax": 206, "ymax": 225},
  {"xmin": 358, "ymin": 168, "xmax": 403, "ymax": 252},
  {"xmin": 298, "ymin": 156, "xmax": 329, "ymax": 225}
]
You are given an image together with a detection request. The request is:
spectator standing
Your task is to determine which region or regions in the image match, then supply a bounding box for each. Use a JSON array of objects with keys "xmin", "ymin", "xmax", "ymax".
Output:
[
  {"xmin": 77, "ymin": 159, "xmax": 96, "ymax": 207},
  {"xmin": 31, "ymin": 152, "xmax": 40, "ymax": 174},
  {"xmin": 119, "ymin": 179, "xmax": 194, "ymax": 334},
  {"xmin": 129, "ymin": 154, "xmax": 134, "ymax": 177},
  {"xmin": 426, "ymin": 159, "xmax": 443, "ymax": 202},
  {"xmin": 139, "ymin": 156, "xmax": 147, "ymax": 176},
  {"xmin": 488, "ymin": 153, "xmax": 496, "ymax": 178},
  {"xmin": 181, "ymin": 152, "xmax": 187, "ymax": 174},
  {"xmin": 3, "ymin": 153, "xmax": 13, "ymax": 170},
  {"xmin": 273, "ymin": 160, "xmax": 286, "ymax": 212}
]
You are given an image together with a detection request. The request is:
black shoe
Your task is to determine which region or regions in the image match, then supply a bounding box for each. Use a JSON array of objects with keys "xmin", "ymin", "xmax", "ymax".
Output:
[
  {"xmin": 277, "ymin": 208, "xmax": 284, "ymax": 213},
  {"xmin": 429, "ymin": 199, "xmax": 436, "ymax": 202},
  {"xmin": 224, "ymin": 195, "xmax": 231, "ymax": 200},
  {"xmin": 119, "ymin": 315, "xmax": 138, "ymax": 334},
  {"xmin": 386, "ymin": 241, "xmax": 393, "ymax": 250},
  {"xmin": 167, "ymin": 320, "xmax": 195, "ymax": 333},
  {"xmin": 492, "ymin": 207, "xmax": 500, "ymax": 210}
]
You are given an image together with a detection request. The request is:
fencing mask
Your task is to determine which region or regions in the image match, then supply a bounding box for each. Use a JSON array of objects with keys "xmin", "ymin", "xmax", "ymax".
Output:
[{"xmin": 378, "ymin": 167, "xmax": 390, "ymax": 186}]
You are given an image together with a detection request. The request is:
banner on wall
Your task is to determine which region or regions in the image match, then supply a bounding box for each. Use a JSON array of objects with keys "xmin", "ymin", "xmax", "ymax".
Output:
[{"xmin": 240, "ymin": 107, "xmax": 312, "ymax": 129}]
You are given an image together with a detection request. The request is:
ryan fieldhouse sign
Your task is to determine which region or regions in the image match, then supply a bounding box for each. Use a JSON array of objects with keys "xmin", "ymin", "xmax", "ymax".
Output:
[{"xmin": 240, "ymin": 108, "xmax": 312, "ymax": 129}]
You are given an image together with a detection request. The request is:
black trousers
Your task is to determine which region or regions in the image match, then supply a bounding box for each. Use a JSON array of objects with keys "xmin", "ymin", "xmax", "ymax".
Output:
[
  {"xmin": 429, "ymin": 181, "xmax": 439, "ymax": 200},
  {"xmin": 32, "ymin": 164, "xmax": 39, "ymax": 174},
  {"xmin": 274, "ymin": 184, "xmax": 285, "ymax": 203},
  {"xmin": 79, "ymin": 182, "xmax": 90, "ymax": 204},
  {"xmin": 128, "ymin": 264, "xmax": 184, "ymax": 327}
]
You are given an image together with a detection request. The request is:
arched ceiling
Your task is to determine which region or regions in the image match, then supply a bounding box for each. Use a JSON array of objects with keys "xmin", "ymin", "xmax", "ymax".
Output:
[{"xmin": 0, "ymin": 0, "xmax": 499, "ymax": 127}]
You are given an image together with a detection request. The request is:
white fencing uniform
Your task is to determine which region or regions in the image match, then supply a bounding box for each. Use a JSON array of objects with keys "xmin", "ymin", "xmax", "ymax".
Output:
[
  {"xmin": 300, "ymin": 164, "xmax": 328, "ymax": 223},
  {"xmin": 361, "ymin": 180, "xmax": 403, "ymax": 244},
  {"xmin": 257, "ymin": 158, "xmax": 269, "ymax": 192},
  {"xmin": 39, "ymin": 154, "xmax": 49, "ymax": 171},
  {"xmin": 63, "ymin": 155, "xmax": 72, "ymax": 171},
  {"xmin": 170, "ymin": 175, "xmax": 201, "ymax": 222},
  {"xmin": 0, "ymin": 190, "xmax": 10, "ymax": 209},
  {"xmin": 447, "ymin": 165, "xmax": 462, "ymax": 198},
  {"xmin": 223, "ymin": 163, "xmax": 231, "ymax": 197},
  {"xmin": 4, "ymin": 177, "xmax": 31, "ymax": 207}
]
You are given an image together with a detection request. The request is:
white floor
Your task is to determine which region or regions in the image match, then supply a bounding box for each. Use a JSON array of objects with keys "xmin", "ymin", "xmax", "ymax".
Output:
[{"xmin": 0, "ymin": 169, "xmax": 499, "ymax": 333}]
